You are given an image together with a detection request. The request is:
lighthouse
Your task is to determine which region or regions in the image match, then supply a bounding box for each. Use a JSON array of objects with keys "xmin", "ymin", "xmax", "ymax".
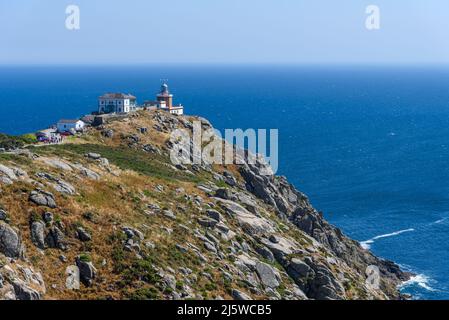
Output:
[
  {"xmin": 157, "ymin": 82, "xmax": 173, "ymax": 109},
  {"xmin": 154, "ymin": 82, "xmax": 184, "ymax": 115}
]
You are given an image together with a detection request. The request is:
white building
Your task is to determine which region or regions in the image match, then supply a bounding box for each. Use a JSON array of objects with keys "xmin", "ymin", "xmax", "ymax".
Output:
[
  {"xmin": 98, "ymin": 93, "xmax": 137, "ymax": 114},
  {"xmin": 159, "ymin": 101, "xmax": 184, "ymax": 115},
  {"xmin": 57, "ymin": 119, "xmax": 85, "ymax": 133}
]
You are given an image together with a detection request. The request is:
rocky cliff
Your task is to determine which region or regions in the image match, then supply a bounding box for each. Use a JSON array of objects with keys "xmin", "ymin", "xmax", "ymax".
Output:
[{"xmin": 0, "ymin": 110, "xmax": 409, "ymax": 300}]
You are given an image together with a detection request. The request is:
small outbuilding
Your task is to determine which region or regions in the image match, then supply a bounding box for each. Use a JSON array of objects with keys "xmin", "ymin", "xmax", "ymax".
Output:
[{"xmin": 57, "ymin": 119, "xmax": 85, "ymax": 133}]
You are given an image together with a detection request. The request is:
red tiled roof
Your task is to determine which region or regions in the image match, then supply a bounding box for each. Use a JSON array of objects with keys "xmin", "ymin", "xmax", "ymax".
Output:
[
  {"xmin": 58, "ymin": 119, "xmax": 82, "ymax": 124},
  {"xmin": 99, "ymin": 93, "xmax": 136, "ymax": 100}
]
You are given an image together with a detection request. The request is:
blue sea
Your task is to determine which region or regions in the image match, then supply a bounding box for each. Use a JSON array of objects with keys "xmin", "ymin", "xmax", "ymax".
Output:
[{"xmin": 1, "ymin": 65, "xmax": 449, "ymax": 299}]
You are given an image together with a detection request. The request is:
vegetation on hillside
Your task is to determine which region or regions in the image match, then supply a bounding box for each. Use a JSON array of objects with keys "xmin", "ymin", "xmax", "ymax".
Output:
[
  {"xmin": 34, "ymin": 143, "xmax": 207, "ymax": 183},
  {"xmin": 0, "ymin": 133, "xmax": 37, "ymax": 150},
  {"xmin": 0, "ymin": 110, "xmax": 407, "ymax": 300}
]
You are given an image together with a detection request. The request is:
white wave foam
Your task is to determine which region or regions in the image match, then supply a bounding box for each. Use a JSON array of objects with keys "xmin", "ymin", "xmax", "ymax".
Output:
[
  {"xmin": 431, "ymin": 217, "xmax": 448, "ymax": 225},
  {"xmin": 399, "ymin": 274, "xmax": 436, "ymax": 292},
  {"xmin": 360, "ymin": 228, "xmax": 415, "ymax": 250},
  {"xmin": 360, "ymin": 240, "xmax": 374, "ymax": 250}
]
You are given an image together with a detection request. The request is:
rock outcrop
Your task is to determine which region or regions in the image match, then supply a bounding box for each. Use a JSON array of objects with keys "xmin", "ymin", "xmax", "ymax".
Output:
[
  {"xmin": 0, "ymin": 110, "xmax": 409, "ymax": 300},
  {"xmin": 0, "ymin": 222, "xmax": 24, "ymax": 258},
  {"xmin": 0, "ymin": 261, "xmax": 46, "ymax": 300},
  {"xmin": 239, "ymin": 154, "xmax": 410, "ymax": 298},
  {"xmin": 30, "ymin": 221, "xmax": 46, "ymax": 250},
  {"xmin": 29, "ymin": 190, "xmax": 57, "ymax": 208},
  {"xmin": 76, "ymin": 256, "xmax": 96, "ymax": 287}
]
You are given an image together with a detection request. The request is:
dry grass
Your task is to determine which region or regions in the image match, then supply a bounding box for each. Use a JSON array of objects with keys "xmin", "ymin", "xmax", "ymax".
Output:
[{"xmin": 0, "ymin": 110, "xmax": 360, "ymax": 301}]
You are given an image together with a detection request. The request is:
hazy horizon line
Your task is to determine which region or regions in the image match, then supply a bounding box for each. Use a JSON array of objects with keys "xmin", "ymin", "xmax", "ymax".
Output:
[{"xmin": 3, "ymin": 62, "xmax": 449, "ymax": 68}]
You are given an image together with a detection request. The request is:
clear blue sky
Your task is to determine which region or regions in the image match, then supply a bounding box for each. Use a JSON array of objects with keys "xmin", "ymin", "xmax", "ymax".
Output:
[{"xmin": 1, "ymin": 0, "xmax": 448, "ymax": 65}]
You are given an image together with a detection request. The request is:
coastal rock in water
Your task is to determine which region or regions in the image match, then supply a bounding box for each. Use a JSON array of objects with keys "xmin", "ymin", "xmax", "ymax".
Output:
[{"xmin": 238, "ymin": 151, "xmax": 409, "ymax": 296}]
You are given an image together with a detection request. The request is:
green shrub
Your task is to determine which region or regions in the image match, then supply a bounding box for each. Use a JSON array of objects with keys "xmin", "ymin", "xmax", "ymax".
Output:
[
  {"xmin": 0, "ymin": 133, "xmax": 37, "ymax": 150},
  {"xmin": 82, "ymin": 211, "xmax": 96, "ymax": 222},
  {"xmin": 78, "ymin": 253, "xmax": 92, "ymax": 262},
  {"xmin": 35, "ymin": 144, "xmax": 202, "ymax": 183},
  {"xmin": 128, "ymin": 287, "xmax": 160, "ymax": 300},
  {"xmin": 30, "ymin": 212, "xmax": 42, "ymax": 223},
  {"xmin": 20, "ymin": 133, "xmax": 38, "ymax": 144},
  {"xmin": 130, "ymin": 259, "xmax": 160, "ymax": 284},
  {"xmin": 176, "ymin": 280, "xmax": 184, "ymax": 290},
  {"xmin": 204, "ymin": 282, "xmax": 217, "ymax": 291}
]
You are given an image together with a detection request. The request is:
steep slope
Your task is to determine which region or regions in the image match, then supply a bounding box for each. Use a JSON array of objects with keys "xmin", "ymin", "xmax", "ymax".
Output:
[{"xmin": 0, "ymin": 110, "xmax": 409, "ymax": 300}]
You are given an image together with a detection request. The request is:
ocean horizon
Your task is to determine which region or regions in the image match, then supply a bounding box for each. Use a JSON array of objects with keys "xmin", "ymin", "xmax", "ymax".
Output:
[{"xmin": 1, "ymin": 65, "xmax": 449, "ymax": 299}]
